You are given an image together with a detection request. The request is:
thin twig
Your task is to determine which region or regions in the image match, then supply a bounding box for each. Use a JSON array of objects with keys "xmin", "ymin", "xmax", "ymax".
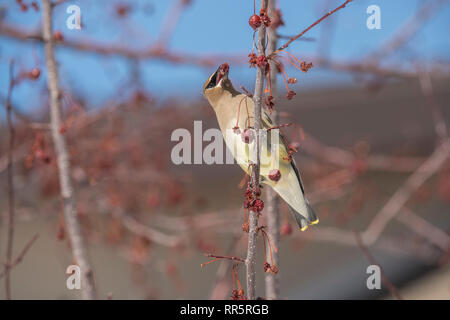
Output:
[
  {"xmin": 42, "ymin": 0, "xmax": 96, "ymax": 300},
  {"xmin": 366, "ymin": 0, "xmax": 450, "ymax": 62},
  {"xmin": 113, "ymin": 210, "xmax": 182, "ymax": 248},
  {"xmin": 398, "ymin": 208, "xmax": 450, "ymax": 252},
  {"xmin": 202, "ymin": 253, "xmax": 245, "ymax": 266},
  {"xmin": 363, "ymin": 139, "xmax": 450, "ymax": 245},
  {"xmin": 209, "ymin": 234, "xmax": 243, "ymax": 299},
  {"xmin": 3, "ymin": 60, "xmax": 15, "ymax": 300},
  {"xmin": 354, "ymin": 232, "xmax": 403, "ymax": 300},
  {"xmin": 0, "ymin": 235, "xmax": 39, "ymax": 280},
  {"xmin": 269, "ymin": 0, "xmax": 353, "ymax": 58},
  {"xmin": 156, "ymin": 0, "xmax": 191, "ymax": 47}
]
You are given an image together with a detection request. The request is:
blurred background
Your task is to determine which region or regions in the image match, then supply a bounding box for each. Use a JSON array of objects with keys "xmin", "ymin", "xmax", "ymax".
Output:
[{"xmin": 0, "ymin": 0, "xmax": 449, "ymax": 299}]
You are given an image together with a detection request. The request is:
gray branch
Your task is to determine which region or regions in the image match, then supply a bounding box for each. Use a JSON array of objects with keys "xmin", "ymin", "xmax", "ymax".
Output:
[
  {"xmin": 42, "ymin": 0, "xmax": 96, "ymax": 300},
  {"xmin": 246, "ymin": 0, "xmax": 269, "ymax": 300},
  {"xmin": 264, "ymin": 0, "xmax": 280, "ymax": 300}
]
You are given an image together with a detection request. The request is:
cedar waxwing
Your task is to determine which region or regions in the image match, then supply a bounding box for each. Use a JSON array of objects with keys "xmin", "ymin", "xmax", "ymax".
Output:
[{"xmin": 203, "ymin": 63, "xmax": 318, "ymax": 231}]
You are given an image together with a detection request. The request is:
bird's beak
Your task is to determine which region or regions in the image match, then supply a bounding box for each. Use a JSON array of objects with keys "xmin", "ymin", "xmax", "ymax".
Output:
[
  {"xmin": 215, "ymin": 62, "xmax": 229, "ymax": 86},
  {"xmin": 206, "ymin": 63, "xmax": 229, "ymax": 89}
]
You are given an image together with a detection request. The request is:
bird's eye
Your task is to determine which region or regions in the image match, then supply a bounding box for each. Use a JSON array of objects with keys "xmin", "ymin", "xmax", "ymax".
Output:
[{"xmin": 206, "ymin": 72, "xmax": 218, "ymax": 89}]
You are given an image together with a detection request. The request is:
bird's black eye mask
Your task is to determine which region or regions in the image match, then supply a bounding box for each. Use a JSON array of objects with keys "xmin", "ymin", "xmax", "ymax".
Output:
[{"xmin": 206, "ymin": 70, "xmax": 218, "ymax": 89}]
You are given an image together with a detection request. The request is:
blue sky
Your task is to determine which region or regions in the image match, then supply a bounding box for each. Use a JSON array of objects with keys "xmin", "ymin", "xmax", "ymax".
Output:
[{"xmin": 1, "ymin": 0, "xmax": 449, "ymax": 112}]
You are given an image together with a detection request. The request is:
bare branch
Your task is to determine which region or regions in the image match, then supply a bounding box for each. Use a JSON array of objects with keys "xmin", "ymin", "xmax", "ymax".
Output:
[
  {"xmin": 363, "ymin": 139, "xmax": 450, "ymax": 244},
  {"xmin": 246, "ymin": 0, "xmax": 269, "ymax": 300},
  {"xmin": 113, "ymin": 210, "xmax": 182, "ymax": 248},
  {"xmin": 398, "ymin": 208, "xmax": 450, "ymax": 252},
  {"xmin": 354, "ymin": 232, "xmax": 403, "ymax": 300},
  {"xmin": 0, "ymin": 22, "xmax": 241, "ymax": 68},
  {"xmin": 269, "ymin": 0, "xmax": 353, "ymax": 58},
  {"xmin": 3, "ymin": 60, "xmax": 15, "ymax": 300},
  {"xmin": 264, "ymin": 0, "xmax": 280, "ymax": 300},
  {"xmin": 0, "ymin": 235, "xmax": 39, "ymax": 280},
  {"xmin": 42, "ymin": 0, "xmax": 96, "ymax": 300},
  {"xmin": 367, "ymin": 0, "xmax": 450, "ymax": 62}
]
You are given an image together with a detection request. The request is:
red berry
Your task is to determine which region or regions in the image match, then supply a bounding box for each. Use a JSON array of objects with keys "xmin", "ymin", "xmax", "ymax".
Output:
[
  {"xmin": 280, "ymin": 222, "xmax": 292, "ymax": 236},
  {"xmin": 241, "ymin": 128, "xmax": 254, "ymax": 144},
  {"xmin": 256, "ymin": 55, "xmax": 268, "ymax": 69},
  {"xmin": 249, "ymin": 14, "xmax": 261, "ymax": 30},
  {"xmin": 29, "ymin": 68, "xmax": 40, "ymax": 80},
  {"xmin": 53, "ymin": 31, "xmax": 64, "ymax": 42},
  {"xmin": 268, "ymin": 169, "xmax": 281, "ymax": 182},
  {"xmin": 248, "ymin": 53, "xmax": 257, "ymax": 67},
  {"xmin": 286, "ymin": 90, "xmax": 296, "ymax": 100},
  {"xmin": 259, "ymin": 9, "xmax": 271, "ymax": 27},
  {"xmin": 287, "ymin": 78, "xmax": 297, "ymax": 84},
  {"xmin": 251, "ymin": 199, "xmax": 264, "ymax": 213}
]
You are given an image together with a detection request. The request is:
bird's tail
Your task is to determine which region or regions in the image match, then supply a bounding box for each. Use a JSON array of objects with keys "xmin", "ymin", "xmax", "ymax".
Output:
[{"xmin": 288, "ymin": 200, "xmax": 319, "ymax": 232}]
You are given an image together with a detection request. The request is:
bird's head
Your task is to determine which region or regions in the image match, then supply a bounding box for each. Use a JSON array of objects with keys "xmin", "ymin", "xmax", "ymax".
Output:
[{"xmin": 203, "ymin": 63, "xmax": 232, "ymax": 105}]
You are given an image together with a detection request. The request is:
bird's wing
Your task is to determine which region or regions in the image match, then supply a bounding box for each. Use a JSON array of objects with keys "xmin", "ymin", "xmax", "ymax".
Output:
[{"xmin": 260, "ymin": 111, "xmax": 305, "ymax": 194}]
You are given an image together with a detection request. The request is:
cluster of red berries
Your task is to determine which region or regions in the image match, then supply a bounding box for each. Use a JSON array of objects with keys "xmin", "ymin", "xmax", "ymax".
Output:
[
  {"xmin": 243, "ymin": 184, "xmax": 264, "ymax": 214},
  {"xmin": 249, "ymin": 8, "xmax": 271, "ymax": 30},
  {"xmin": 265, "ymin": 95, "xmax": 274, "ymax": 112},
  {"xmin": 300, "ymin": 61, "xmax": 313, "ymax": 73},
  {"xmin": 16, "ymin": 0, "xmax": 38, "ymax": 12},
  {"xmin": 230, "ymin": 289, "xmax": 246, "ymax": 300},
  {"xmin": 263, "ymin": 262, "xmax": 278, "ymax": 274}
]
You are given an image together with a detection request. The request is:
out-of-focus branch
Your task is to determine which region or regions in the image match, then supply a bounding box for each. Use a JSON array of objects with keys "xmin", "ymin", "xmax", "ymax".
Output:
[
  {"xmin": 269, "ymin": 0, "xmax": 353, "ymax": 58},
  {"xmin": 398, "ymin": 208, "xmax": 450, "ymax": 252},
  {"xmin": 367, "ymin": 0, "xmax": 450, "ymax": 62},
  {"xmin": 354, "ymin": 232, "xmax": 403, "ymax": 300},
  {"xmin": 42, "ymin": 0, "xmax": 96, "ymax": 300},
  {"xmin": 113, "ymin": 210, "xmax": 183, "ymax": 248},
  {"xmin": 418, "ymin": 70, "xmax": 448, "ymax": 143},
  {"xmin": 3, "ymin": 60, "xmax": 15, "ymax": 300},
  {"xmin": 246, "ymin": 0, "xmax": 269, "ymax": 300},
  {"xmin": 363, "ymin": 139, "xmax": 450, "ymax": 245},
  {"xmin": 0, "ymin": 22, "xmax": 240, "ymax": 68},
  {"xmin": 2, "ymin": 23, "xmax": 449, "ymax": 80},
  {"xmin": 301, "ymin": 131, "xmax": 425, "ymax": 172},
  {"xmin": 306, "ymin": 227, "xmax": 439, "ymax": 261},
  {"xmin": 0, "ymin": 234, "xmax": 39, "ymax": 280},
  {"xmin": 312, "ymin": 56, "xmax": 450, "ymax": 80},
  {"xmin": 264, "ymin": 0, "xmax": 280, "ymax": 300},
  {"xmin": 156, "ymin": 0, "xmax": 192, "ymax": 48},
  {"xmin": 209, "ymin": 234, "xmax": 243, "ymax": 300}
]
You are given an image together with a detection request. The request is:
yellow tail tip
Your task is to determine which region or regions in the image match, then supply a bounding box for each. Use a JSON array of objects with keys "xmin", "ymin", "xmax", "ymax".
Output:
[
  {"xmin": 300, "ymin": 225, "xmax": 309, "ymax": 231},
  {"xmin": 310, "ymin": 218, "xmax": 319, "ymax": 225}
]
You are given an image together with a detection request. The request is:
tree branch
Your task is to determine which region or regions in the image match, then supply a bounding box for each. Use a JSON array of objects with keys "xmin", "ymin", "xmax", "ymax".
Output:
[
  {"xmin": 363, "ymin": 139, "xmax": 450, "ymax": 245},
  {"xmin": 3, "ymin": 60, "xmax": 15, "ymax": 300},
  {"xmin": 0, "ymin": 234, "xmax": 39, "ymax": 280},
  {"xmin": 269, "ymin": 0, "xmax": 353, "ymax": 58},
  {"xmin": 42, "ymin": 0, "xmax": 96, "ymax": 300},
  {"xmin": 246, "ymin": 0, "xmax": 269, "ymax": 300},
  {"xmin": 264, "ymin": 0, "xmax": 280, "ymax": 300}
]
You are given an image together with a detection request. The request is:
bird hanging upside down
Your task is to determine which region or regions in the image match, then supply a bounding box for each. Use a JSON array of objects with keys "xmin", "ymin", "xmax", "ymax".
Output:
[{"xmin": 203, "ymin": 63, "xmax": 318, "ymax": 231}]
